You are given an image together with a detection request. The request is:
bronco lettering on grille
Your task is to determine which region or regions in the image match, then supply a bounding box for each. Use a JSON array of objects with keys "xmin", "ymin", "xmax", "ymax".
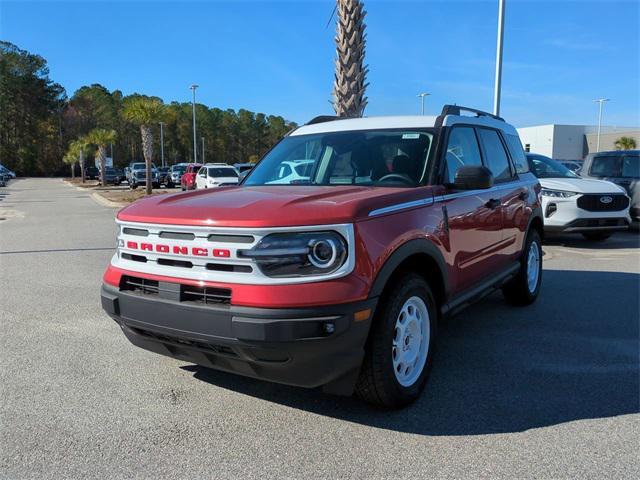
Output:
[{"xmin": 126, "ymin": 242, "xmax": 231, "ymax": 258}]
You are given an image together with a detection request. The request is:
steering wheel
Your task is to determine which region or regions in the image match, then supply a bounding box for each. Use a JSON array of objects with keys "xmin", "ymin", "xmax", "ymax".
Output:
[{"xmin": 378, "ymin": 173, "xmax": 414, "ymax": 185}]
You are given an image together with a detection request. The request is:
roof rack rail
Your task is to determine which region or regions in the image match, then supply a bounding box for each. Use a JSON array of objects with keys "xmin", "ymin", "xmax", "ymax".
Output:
[
  {"xmin": 440, "ymin": 105, "xmax": 504, "ymax": 122},
  {"xmin": 306, "ymin": 115, "xmax": 340, "ymax": 125}
]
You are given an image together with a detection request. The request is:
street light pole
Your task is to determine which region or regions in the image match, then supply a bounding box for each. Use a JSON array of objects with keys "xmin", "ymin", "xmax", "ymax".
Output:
[
  {"xmin": 190, "ymin": 84, "xmax": 199, "ymax": 163},
  {"xmin": 493, "ymin": 0, "xmax": 506, "ymax": 116},
  {"xmin": 201, "ymin": 137, "xmax": 205, "ymax": 163},
  {"xmin": 593, "ymin": 98, "xmax": 610, "ymax": 153},
  {"xmin": 159, "ymin": 122, "xmax": 165, "ymax": 167},
  {"xmin": 417, "ymin": 93, "xmax": 430, "ymax": 115}
]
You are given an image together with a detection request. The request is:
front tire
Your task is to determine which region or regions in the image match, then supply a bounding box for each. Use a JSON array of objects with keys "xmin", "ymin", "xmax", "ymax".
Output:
[
  {"xmin": 502, "ymin": 229, "xmax": 542, "ymax": 305},
  {"xmin": 582, "ymin": 232, "xmax": 611, "ymax": 241},
  {"xmin": 355, "ymin": 273, "xmax": 437, "ymax": 409}
]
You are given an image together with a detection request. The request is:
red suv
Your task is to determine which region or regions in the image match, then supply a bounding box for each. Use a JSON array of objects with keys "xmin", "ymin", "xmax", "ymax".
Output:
[
  {"xmin": 101, "ymin": 105, "xmax": 543, "ymax": 408},
  {"xmin": 180, "ymin": 163, "xmax": 202, "ymax": 191}
]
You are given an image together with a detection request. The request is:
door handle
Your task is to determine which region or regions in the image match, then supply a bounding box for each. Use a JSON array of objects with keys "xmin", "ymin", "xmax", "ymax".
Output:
[{"xmin": 485, "ymin": 198, "xmax": 501, "ymax": 209}]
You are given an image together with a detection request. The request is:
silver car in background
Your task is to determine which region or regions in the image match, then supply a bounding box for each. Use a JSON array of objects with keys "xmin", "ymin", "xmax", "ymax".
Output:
[{"xmin": 581, "ymin": 150, "xmax": 640, "ymax": 227}]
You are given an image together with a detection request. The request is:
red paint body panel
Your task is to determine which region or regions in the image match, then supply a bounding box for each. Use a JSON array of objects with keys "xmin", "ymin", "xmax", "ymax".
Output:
[
  {"xmin": 104, "ymin": 264, "xmax": 370, "ymax": 308},
  {"xmin": 117, "ymin": 185, "xmax": 439, "ymax": 227}
]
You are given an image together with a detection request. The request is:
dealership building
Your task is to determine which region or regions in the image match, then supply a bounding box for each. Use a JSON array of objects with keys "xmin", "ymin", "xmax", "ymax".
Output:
[{"xmin": 516, "ymin": 125, "xmax": 639, "ymax": 160}]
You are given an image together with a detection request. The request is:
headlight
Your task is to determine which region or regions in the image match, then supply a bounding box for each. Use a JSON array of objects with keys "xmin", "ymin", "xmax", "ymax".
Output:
[
  {"xmin": 238, "ymin": 231, "xmax": 348, "ymax": 278},
  {"xmin": 540, "ymin": 189, "xmax": 578, "ymax": 198}
]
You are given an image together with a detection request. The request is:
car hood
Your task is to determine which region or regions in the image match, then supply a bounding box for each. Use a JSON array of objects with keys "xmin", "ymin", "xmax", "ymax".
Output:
[
  {"xmin": 539, "ymin": 177, "xmax": 626, "ymax": 194},
  {"xmin": 117, "ymin": 185, "xmax": 435, "ymax": 227}
]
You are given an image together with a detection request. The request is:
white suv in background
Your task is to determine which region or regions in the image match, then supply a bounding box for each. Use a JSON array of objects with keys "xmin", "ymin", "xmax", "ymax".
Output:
[
  {"xmin": 195, "ymin": 163, "xmax": 239, "ymax": 189},
  {"xmin": 526, "ymin": 153, "xmax": 631, "ymax": 240}
]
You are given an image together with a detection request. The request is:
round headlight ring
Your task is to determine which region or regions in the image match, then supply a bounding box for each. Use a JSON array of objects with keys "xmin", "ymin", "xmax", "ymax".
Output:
[{"xmin": 308, "ymin": 238, "xmax": 338, "ymax": 268}]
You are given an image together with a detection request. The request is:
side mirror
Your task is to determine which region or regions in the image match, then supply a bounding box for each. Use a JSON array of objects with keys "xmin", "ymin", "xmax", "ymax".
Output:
[{"xmin": 454, "ymin": 165, "xmax": 494, "ymax": 190}]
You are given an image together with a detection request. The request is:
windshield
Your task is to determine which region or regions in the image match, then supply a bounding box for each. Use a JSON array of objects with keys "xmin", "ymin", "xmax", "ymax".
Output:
[
  {"xmin": 527, "ymin": 155, "xmax": 578, "ymax": 179},
  {"xmin": 172, "ymin": 166, "xmax": 186, "ymax": 173},
  {"xmin": 132, "ymin": 163, "xmax": 156, "ymax": 170},
  {"xmin": 590, "ymin": 154, "xmax": 639, "ymax": 179},
  {"xmin": 208, "ymin": 167, "xmax": 238, "ymax": 177},
  {"xmin": 244, "ymin": 129, "xmax": 435, "ymax": 187}
]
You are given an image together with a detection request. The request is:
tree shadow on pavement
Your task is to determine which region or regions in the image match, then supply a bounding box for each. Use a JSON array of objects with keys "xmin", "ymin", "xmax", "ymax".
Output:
[{"xmin": 184, "ymin": 270, "xmax": 640, "ymax": 436}]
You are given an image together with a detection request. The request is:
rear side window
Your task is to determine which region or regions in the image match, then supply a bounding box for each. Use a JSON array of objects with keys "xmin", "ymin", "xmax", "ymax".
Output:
[
  {"xmin": 477, "ymin": 129, "xmax": 513, "ymax": 182},
  {"xmin": 444, "ymin": 127, "xmax": 483, "ymax": 184},
  {"xmin": 504, "ymin": 134, "xmax": 529, "ymax": 173}
]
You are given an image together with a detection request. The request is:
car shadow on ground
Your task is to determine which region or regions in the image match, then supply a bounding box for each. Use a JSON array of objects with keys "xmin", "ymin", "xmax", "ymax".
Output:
[
  {"xmin": 184, "ymin": 269, "xmax": 640, "ymax": 436},
  {"xmin": 544, "ymin": 230, "xmax": 639, "ymax": 250}
]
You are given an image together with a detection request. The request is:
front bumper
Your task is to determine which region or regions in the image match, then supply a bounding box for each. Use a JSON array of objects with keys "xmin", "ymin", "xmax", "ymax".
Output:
[
  {"xmin": 541, "ymin": 196, "xmax": 630, "ymax": 233},
  {"xmin": 101, "ymin": 283, "xmax": 376, "ymax": 394}
]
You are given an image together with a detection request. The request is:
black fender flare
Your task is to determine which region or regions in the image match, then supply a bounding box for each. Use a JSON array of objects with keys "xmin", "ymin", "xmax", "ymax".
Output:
[
  {"xmin": 525, "ymin": 205, "xmax": 544, "ymax": 243},
  {"xmin": 368, "ymin": 238, "xmax": 450, "ymax": 299}
]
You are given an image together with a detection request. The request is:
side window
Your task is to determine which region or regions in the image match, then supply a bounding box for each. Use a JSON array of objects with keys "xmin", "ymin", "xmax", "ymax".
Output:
[
  {"xmin": 477, "ymin": 129, "xmax": 513, "ymax": 182},
  {"xmin": 621, "ymin": 155, "xmax": 639, "ymax": 179},
  {"xmin": 590, "ymin": 156, "xmax": 620, "ymax": 177},
  {"xmin": 197, "ymin": 167, "xmax": 205, "ymax": 176},
  {"xmin": 504, "ymin": 134, "xmax": 530, "ymax": 173},
  {"xmin": 444, "ymin": 127, "xmax": 483, "ymax": 184}
]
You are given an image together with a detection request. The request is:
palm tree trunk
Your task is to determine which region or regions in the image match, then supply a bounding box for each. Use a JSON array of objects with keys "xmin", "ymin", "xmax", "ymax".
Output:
[
  {"xmin": 80, "ymin": 149, "xmax": 85, "ymax": 183},
  {"xmin": 141, "ymin": 124, "xmax": 153, "ymax": 195},
  {"xmin": 333, "ymin": 0, "xmax": 369, "ymax": 118},
  {"xmin": 71, "ymin": 162, "xmax": 75, "ymax": 179},
  {"xmin": 98, "ymin": 145, "xmax": 107, "ymax": 187}
]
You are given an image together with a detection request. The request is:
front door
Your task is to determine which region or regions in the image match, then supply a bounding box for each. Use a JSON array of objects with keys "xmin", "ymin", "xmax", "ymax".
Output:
[{"xmin": 439, "ymin": 126, "xmax": 504, "ymax": 293}]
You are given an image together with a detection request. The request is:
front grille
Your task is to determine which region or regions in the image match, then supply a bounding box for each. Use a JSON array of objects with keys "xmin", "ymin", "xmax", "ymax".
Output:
[
  {"xmin": 119, "ymin": 275, "xmax": 231, "ymax": 305},
  {"xmin": 120, "ymin": 276, "xmax": 159, "ymax": 295},
  {"xmin": 577, "ymin": 194, "xmax": 629, "ymax": 212},
  {"xmin": 567, "ymin": 218, "xmax": 628, "ymax": 228},
  {"xmin": 182, "ymin": 285, "xmax": 232, "ymax": 305}
]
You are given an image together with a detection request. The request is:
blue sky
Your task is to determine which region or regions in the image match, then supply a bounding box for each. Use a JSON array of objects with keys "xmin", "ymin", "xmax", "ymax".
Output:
[{"xmin": 1, "ymin": 0, "xmax": 638, "ymax": 127}]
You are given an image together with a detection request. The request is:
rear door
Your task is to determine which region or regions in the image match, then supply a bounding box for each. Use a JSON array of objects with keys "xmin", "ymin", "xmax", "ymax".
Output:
[{"xmin": 439, "ymin": 126, "xmax": 505, "ymax": 293}]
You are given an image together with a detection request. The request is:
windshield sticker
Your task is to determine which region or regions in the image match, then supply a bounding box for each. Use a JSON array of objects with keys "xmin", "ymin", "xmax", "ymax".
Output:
[{"xmin": 402, "ymin": 133, "xmax": 420, "ymax": 139}]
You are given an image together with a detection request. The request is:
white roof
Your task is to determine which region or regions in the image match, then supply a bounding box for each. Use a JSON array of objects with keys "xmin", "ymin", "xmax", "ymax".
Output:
[{"xmin": 291, "ymin": 114, "xmax": 517, "ymax": 136}]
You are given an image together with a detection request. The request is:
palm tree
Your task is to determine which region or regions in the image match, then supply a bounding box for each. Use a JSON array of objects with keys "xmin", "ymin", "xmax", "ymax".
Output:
[
  {"xmin": 332, "ymin": 0, "xmax": 369, "ymax": 118},
  {"xmin": 86, "ymin": 129, "xmax": 117, "ymax": 186},
  {"xmin": 614, "ymin": 136, "xmax": 637, "ymax": 151},
  {"xmin": 123, "ymin": 97, "xmax": 166, "ymax": 194},
  {"xmin": 63, "ymin": 139, "xmax": 91, "ymax": 180}
]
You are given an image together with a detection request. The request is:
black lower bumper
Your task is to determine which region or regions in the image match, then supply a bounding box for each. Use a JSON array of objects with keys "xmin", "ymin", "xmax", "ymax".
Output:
[
  {"xmin": 545, "ymin": 217, "xmax": 630, "ymax": 233},
  {"xmin": 101, "ymin": 284, "xmax": 376, "ymax": 394}
]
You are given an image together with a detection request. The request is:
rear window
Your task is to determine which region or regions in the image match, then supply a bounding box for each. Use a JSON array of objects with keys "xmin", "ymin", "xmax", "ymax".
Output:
[
  {"xmin": 208, "ymin": 167, "xmax": 238, "ymax": 177},
  {"xmin": 504, "ymin": 134, "xmax": 529, "ymax": 173}
]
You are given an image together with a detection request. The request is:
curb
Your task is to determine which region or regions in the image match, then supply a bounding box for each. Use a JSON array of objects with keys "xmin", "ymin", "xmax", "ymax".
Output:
[{"xmin": 91, "ymin": 192, "xmax": 127, "ymax": 209}]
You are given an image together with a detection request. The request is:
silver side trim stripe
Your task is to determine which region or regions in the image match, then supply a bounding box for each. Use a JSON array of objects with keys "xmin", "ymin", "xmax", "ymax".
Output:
[
  {"xmin": 368, "ymin": 180, "xmax": 534, "ymax": 217},
  {"xmin": 368, "ymin": 198, "xmax": 435, "ymax": 217},
  {"xmin": 441, "ymin": 179, "xmax": 532, "ymax": 201}
]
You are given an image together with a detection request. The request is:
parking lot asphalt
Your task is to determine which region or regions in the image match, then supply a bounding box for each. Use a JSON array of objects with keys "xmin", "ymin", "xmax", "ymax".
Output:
[{"xmin": 1, "ymin": 178, "xmax": 639, "ymax": 479}]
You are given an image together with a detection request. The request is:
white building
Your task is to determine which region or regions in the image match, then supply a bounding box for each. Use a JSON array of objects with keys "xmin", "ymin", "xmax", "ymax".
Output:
[{"xmin": 516, "ymin": 125, "xmax": 639, "ymax": 160}]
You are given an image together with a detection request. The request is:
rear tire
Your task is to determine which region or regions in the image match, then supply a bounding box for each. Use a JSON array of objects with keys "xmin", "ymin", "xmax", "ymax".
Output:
[
  {"xmin": 582, "ymin": 232, "xmax": 611, "ymax": 241},
  {"xmin": 355, "ymin": 273, "xmax": 437, "ymax": 409},
  {"xmin": 502, "ymin": 229, "xmax": 542, "ymax": 306}
]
